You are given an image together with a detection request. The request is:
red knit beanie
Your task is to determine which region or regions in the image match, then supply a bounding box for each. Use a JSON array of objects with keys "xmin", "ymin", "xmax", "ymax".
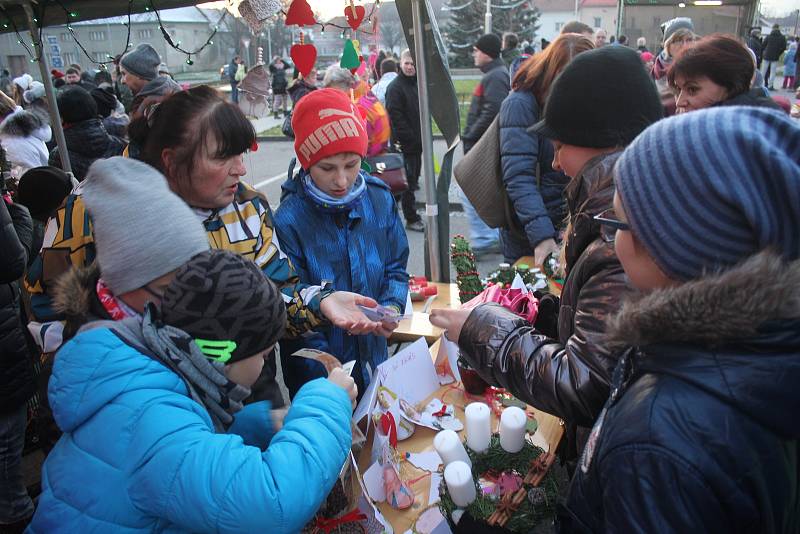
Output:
[{"xmin": 291, "ymin": 88, "xmax": 368, "ymax": 169}]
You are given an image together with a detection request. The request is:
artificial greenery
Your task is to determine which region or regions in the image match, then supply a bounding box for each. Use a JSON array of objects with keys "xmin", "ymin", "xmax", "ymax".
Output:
[
  {"xmin": 450, "ymin": 235, "xmax": 484, "ymax": 303},
  {"xmin": 438, "ymin": 435, "xmax": 559, "ymax": 533}
]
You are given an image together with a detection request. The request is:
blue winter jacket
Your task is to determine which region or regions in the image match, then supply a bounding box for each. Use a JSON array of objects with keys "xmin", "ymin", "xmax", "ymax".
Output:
[
  {"xmin": 275, "ymin": 170, "xmax": 409, "ymax": 396},
  {"xmin": 28, "ymin": 326, "xmax": 352, "ymax": 534},
  {"xmin": 498, "ymin": 90, "xmax": 569, "ymax": 262}
]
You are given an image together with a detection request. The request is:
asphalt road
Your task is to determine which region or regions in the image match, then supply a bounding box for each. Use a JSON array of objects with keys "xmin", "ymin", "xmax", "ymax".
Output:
[{"xmin": 244, "ymin": 138, "xmax": 506, "ymax": 281}]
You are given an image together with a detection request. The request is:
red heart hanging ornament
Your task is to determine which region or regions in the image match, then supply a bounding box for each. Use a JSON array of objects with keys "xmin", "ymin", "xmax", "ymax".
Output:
[
  {"xmin": 285, "ymin": 0, "xmax": 316, "ymax": 27},
  {"xmin": 344, "ymin": 4, "xmax": 366, "ymax": 31},
  {"xmin": 290, "ymin": 43, "xmax": 317, "ymax": 77}
]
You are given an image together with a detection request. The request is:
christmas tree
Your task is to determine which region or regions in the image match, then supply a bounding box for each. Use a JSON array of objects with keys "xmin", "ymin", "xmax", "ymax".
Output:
[
  {"xmin": 451, "ymin": 235, "xmax": 484, "ymax": 303},
  {"xmin": 443, "ymin": 0, "xmax": 540, "ymax": 67}
]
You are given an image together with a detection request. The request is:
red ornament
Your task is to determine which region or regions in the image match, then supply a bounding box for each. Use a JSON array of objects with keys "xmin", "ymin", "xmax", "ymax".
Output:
[
  {"xmin": 344, "ymin": 4, "xmax": 366, "ymax": 31},
  {"xmin": 285, "ymin": 0, "xmax": 315, "ymax": 26},
  {"xmin": 290, "ymin": 43, "xmax": 317, "ymax": 77}
]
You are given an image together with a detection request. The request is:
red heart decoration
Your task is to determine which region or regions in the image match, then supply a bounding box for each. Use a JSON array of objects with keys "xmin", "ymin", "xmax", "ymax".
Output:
[
  {"xmin": 290, "ymin": 43, "xmax": 317, "ymax": 77},
  {"xmin": 344, "ymin": 5, "xmax": 366, "ymax": 31},
  {"xmin": 285, "ymin": 0, "xmax": 315, "ymax": 26}
]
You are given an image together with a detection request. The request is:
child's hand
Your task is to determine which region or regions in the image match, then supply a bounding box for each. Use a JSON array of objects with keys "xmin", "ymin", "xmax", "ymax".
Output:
[
  {"xmin": 328, "ymin": 367, "xmax": 358, "ymax": 409},
  {"xmin": 271, "ymin": 408, "xmax": 288, "ymax": 432}
]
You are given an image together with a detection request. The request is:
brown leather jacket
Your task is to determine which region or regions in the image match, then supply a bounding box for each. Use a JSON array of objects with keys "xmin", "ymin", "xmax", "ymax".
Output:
[{"xmin": 458, "ymin": 151, "xmax": 630, "ymax": 459}]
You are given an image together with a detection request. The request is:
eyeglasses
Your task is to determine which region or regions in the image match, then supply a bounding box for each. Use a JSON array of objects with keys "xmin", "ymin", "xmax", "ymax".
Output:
[{"xmin": 594, "ymin": 209, "xmax": 630, "ymax": 243}]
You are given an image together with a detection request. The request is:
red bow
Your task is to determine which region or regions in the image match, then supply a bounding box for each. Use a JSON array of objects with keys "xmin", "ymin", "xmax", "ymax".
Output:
[
  {"xmin": 432, "ymin": 404, "xmax": 449, "ymax": 418},
  {"xmin": 380, "ymin": 412, "xmax": 398, "ymax": 448},
  {"xmin": 314, "ymin": 509, "xmax": 367, "ymax": 534}
]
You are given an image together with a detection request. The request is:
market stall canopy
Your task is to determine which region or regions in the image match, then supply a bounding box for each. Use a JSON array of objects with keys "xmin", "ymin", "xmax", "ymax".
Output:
[{"xmin": 0, "ymin": 0, "xmax": 205, "ymax": 34}]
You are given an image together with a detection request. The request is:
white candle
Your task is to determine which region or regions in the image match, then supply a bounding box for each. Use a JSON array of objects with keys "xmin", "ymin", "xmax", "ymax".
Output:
[
  {"xmin": 444, "ymin": 461, "xmax": 477, "ymax": 508},
  {"xmin": 433, "ymin": 429, "xmax": 471, "ymax": 467},
  {"xmin": 499, "ymin": 406, "xmax": 527, "ymax": 453},
  {"xmin": 464, "ymin": 402, "xmax": 491, "ymax": 453}
]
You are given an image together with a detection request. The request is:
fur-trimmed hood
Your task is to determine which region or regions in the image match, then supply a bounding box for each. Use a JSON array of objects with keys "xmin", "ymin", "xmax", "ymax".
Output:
[
  {"xmin": 607, "ymin": 251, "xmax": 800, "ymax": 349},
  {"xmin": 0, "ymin": 108, "xmax": 50, "ymax": 140},
  {"xmin": 607, "ymin": 251, "xmax": 800, "ymax": 438}
]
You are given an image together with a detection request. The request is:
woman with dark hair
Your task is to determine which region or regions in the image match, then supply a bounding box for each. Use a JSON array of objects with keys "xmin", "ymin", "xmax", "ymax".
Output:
[
  {"xmin": 26, "ymin": 86, "xmax": 384, "ymax": 421},
  {"xmin": 668, "ymin": 34, "xmax": 781, "ymax": 113},
  {"xmin": 498, "ymin": 32, "xmax": 594, "ymax": 264}
]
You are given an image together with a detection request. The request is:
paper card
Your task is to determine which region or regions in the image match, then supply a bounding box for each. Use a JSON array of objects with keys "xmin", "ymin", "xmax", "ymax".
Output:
[
  {"xmin": 354, "ymin": 374, "xmax": 381, "ymax": 425},
  {"xmin": 510, "ymin": 272, "xmax": 529, "ymax": 293},
  {"xmin": 399, "ymin": 399, "xmax": 464, "ymax": 432},
  {"xmin": 363, "ymin": 461, "xmax": 386, "ymax": 502},
  {"xmin": 434, "ymin": 337, "xmax": 462, "ymax": 385},
  {"xmin": 376, "ymin": 338, "xmax": 440, "ymax": 405},
  {"xmin": 403, "ymin": 291, "xmax": 414, "ymax": 318},
  {"xmin": 342, "ymin": 360, "xmax": 356, "ymax": 376},
  {"xmin": 428, "ymin": 471, "xmax": 443, "ymax": 505},
  {"xmin": 405, "ymin": 450, "xmax": 443, "ymax": 473},
  {"xmin": 415, "ymin": 507, "xmax": 451, "ymax": 534}
]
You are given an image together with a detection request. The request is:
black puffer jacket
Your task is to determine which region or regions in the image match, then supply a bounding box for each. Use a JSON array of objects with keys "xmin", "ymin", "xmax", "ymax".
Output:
[
  {"xmin": 385, "ymin": 71, "xmax": 421, "ymax": 154},
  {"xmin": 0, "ymin": 198, "xmax": 35, "ymax": 414},
  {"xmin": 49, "ymin": 118, "xmax": 125, "ymax": 181},
  {"xmin": 458, "ymin": 152, "xmax": 631, "ymax": 459},
  {"xmin": 561, "ymin": 251, "xmax": 800, "ymax": 532}
]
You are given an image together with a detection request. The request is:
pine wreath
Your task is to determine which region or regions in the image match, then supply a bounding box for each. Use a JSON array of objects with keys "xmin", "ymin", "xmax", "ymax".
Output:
[{"xmin": 438, "ymin": 435, "xmax": 559, "ymax": 533}]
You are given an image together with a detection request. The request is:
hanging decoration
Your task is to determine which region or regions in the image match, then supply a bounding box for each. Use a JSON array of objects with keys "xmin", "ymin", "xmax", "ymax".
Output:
[
  {"xmin": 340, "ymin": 39, "xmax": 360, "ymax": 71},
  {"xmin": 344, "ymin": 2, "xmax": 366, "ymax": 31},
  {"xmin": 238, "ymin": 1, "xmax": 264, "ymax": 32},
  {"xmin": 290, "ymin": 31, "xmax": 317, "ymax": 78},
  {"xmin": 284, "ymin": 0, "xmax": 316, "ymax": 27}
]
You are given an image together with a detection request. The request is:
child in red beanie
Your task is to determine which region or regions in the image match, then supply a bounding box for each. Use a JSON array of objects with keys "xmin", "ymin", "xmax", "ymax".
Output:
[{"xmin": 275, "ymin": 88, "xmax": 409, "ymax": 398}]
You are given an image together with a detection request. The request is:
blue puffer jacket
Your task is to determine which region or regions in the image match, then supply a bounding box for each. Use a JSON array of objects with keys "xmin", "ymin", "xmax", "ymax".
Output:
[
  {"xmin": 28, "ymin": 326, "xmax": 352, "ymax": 534},
  {"xmin": 275, "ymin": 170, "xmax": 409, "ymax": 396},
  {"xmin": 498, "ymin": 90, "xmax": 569, "ymax": 262}
]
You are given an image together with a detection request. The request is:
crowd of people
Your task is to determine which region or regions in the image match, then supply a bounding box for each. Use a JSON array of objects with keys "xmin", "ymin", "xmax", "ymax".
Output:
[{"xmin": 0, "ymin": 15, "xmax": 798, "ymax": 534}]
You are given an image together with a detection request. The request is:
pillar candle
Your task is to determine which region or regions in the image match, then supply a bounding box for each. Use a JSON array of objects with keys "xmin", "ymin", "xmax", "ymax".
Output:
[
  {"xmin": 433, "ymin": 429, "xmax": 471, "ymax": 467},
  {"xmin": 464, "ymin": 402, "xmax": 491, "ymax": 453},
  {"xmin": 444, "ymin": 461, "xmax": 477, "ymax": 508},
  {"xmin": 499, "ymin": 406, "xmax": 527, "ymax": 453}
]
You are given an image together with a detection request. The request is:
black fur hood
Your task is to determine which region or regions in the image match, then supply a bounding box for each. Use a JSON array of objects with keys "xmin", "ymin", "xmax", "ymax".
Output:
[
  {"xmin": 607, "ymin": 250, "xmax": 800, "ymax": 349},
  {"xmin": 52, "ymin": 261, "xmax": 111, "ymax": 341},
  {"xmin": 0, "ymin": 108, "xmax": 48, "ymax": 138}
]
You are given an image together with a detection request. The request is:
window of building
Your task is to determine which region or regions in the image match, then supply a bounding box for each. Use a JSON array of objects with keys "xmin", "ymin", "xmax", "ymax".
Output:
[
  {"xmin": 555, "ymin": 22, "xmax": 563, "ymax": 31},
  {"xmin": 61, "ymin": 52, "xmax": 77, "ymax": 65},
  {"xmin": 653, "ymin": 16, "xmax": 661, "ymax": 28},
  {"xmin": 137, "ymin": 29, "xmax": 153, "ymax": 39},
  {"xmin": 92, "ymin": 51, "xmax": 109, "ymax": 62},
  {"xmin": 594, "ymin": 17, "xmax": 602, "ymax": 28},
  {"xmin": 630, "ymin": 16, "xmax": 636, "ymax": 29},
  {"xmin": 60, "ymin": 32, "xmax": 70, "ymax": 41},
  {"xmin": 88, "ymin": 31, "xmax": 106, "ymax": 41}
]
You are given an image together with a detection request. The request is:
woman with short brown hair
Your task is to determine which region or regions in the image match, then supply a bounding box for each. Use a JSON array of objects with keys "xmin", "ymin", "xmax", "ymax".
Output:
[{"xmin": 668, "ymin": 34, "xmax": 780, "ymax": 113}]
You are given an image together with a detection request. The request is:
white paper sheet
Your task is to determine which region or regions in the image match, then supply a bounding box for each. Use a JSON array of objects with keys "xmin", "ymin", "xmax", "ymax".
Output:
[
  {"xmin": 510, "ymin": 272, "xmax": 529, "ymax": 293},
  {"xmin": 363, "ymin": 461, "xmax": 386, "ymax": 502},
  {"xmin": 376, "ymin": 338, "xmax": 440, "ymax": 405},
  {"xmin": 406, "ymin": 450, "xmax": 443, "ymax": 473},
  {"xmin": 428, "ymin": 471, "xmax": 443, "ymax": 505}
]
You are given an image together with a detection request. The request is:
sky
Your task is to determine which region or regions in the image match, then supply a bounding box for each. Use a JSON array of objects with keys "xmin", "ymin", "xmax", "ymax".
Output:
[{"xmin": 200, "ymin": 0, "xmax": 796, "ymax": 20}]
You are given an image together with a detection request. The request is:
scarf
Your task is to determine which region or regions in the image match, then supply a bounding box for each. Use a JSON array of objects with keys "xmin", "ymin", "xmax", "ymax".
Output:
[
  {"xmin": 301, "ymin": 172, "xmax": 367, "ymax": 213},
  {"xmin": 96, "ymin": 277, "xmax": 138, "ymax": 321},
  {"xmin": 123, "ymin": 305, "xmax": 250, "ymax": 432}
]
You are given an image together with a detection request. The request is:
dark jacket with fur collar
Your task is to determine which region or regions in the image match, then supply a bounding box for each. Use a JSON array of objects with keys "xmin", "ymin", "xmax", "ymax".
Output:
[
  {"xmin": 561, "ymin": 251, "xmax": 800, "ymax": 533},
  {"xmin": 52, "ymin": 262, "xmax": 111, "ymax": 343},
  {"xmin": 458, "ymin": 151, "xmax": 631, "ymax": 459}
]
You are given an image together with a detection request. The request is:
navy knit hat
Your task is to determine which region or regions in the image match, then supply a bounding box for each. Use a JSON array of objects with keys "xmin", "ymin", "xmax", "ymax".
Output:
[
  {"xmin": 160, "ymin": 250, "xmax": 287, "ymax": 364},
  {"xmin": 614, "ymin": 106, "xmax": 800, "ymax": 282},
  {"xmin": 475, "ymin": 33, "xmax": 502, "ymax": 59}
]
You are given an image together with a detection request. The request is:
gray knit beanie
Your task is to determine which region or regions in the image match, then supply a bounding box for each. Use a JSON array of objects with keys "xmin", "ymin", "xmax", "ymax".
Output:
[
  {"xmin": 120, "ymin": 43, "xmax": 161, "ymax": 81},
  {"xmin": 614, "ymin": 107, "xmax": 800, "ymax": 282},
  {"xmin": 82, "ymin": 157, "xmax": 210, "ymax": 294},
  {"xmin": 661, "ymin": 17, "xmax": 693, "ymax": 43}
]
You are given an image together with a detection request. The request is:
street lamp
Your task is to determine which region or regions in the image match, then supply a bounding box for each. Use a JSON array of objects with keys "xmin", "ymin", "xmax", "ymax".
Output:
[{"xmin": 485, "ymin": 0, "xmax": 492, "ymax": 34}]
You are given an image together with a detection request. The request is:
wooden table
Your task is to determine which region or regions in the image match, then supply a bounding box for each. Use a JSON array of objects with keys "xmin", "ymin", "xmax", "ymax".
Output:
[
  {"xmin": 390, "ymin": 283, "xmax": 460, "ymax": 345},
  {"xmin": 356, "ymin": 341, "xmax": 564, "ymax": 533}
]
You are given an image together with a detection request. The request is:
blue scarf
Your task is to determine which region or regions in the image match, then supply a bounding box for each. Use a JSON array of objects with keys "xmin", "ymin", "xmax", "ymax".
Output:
[{"xmin": 301, "ymin": 172, "xmax": 367, "ymax": 213}]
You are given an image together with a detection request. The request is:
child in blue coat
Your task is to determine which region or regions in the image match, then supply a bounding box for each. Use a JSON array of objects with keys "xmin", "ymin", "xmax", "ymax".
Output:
[
  {"xmin": 275, "ymin": 88, "xmax": 409, "ymax": 397},
  {"xmin": 28, "ymin": 158, "xmax": 356, "ymax": 534}
]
